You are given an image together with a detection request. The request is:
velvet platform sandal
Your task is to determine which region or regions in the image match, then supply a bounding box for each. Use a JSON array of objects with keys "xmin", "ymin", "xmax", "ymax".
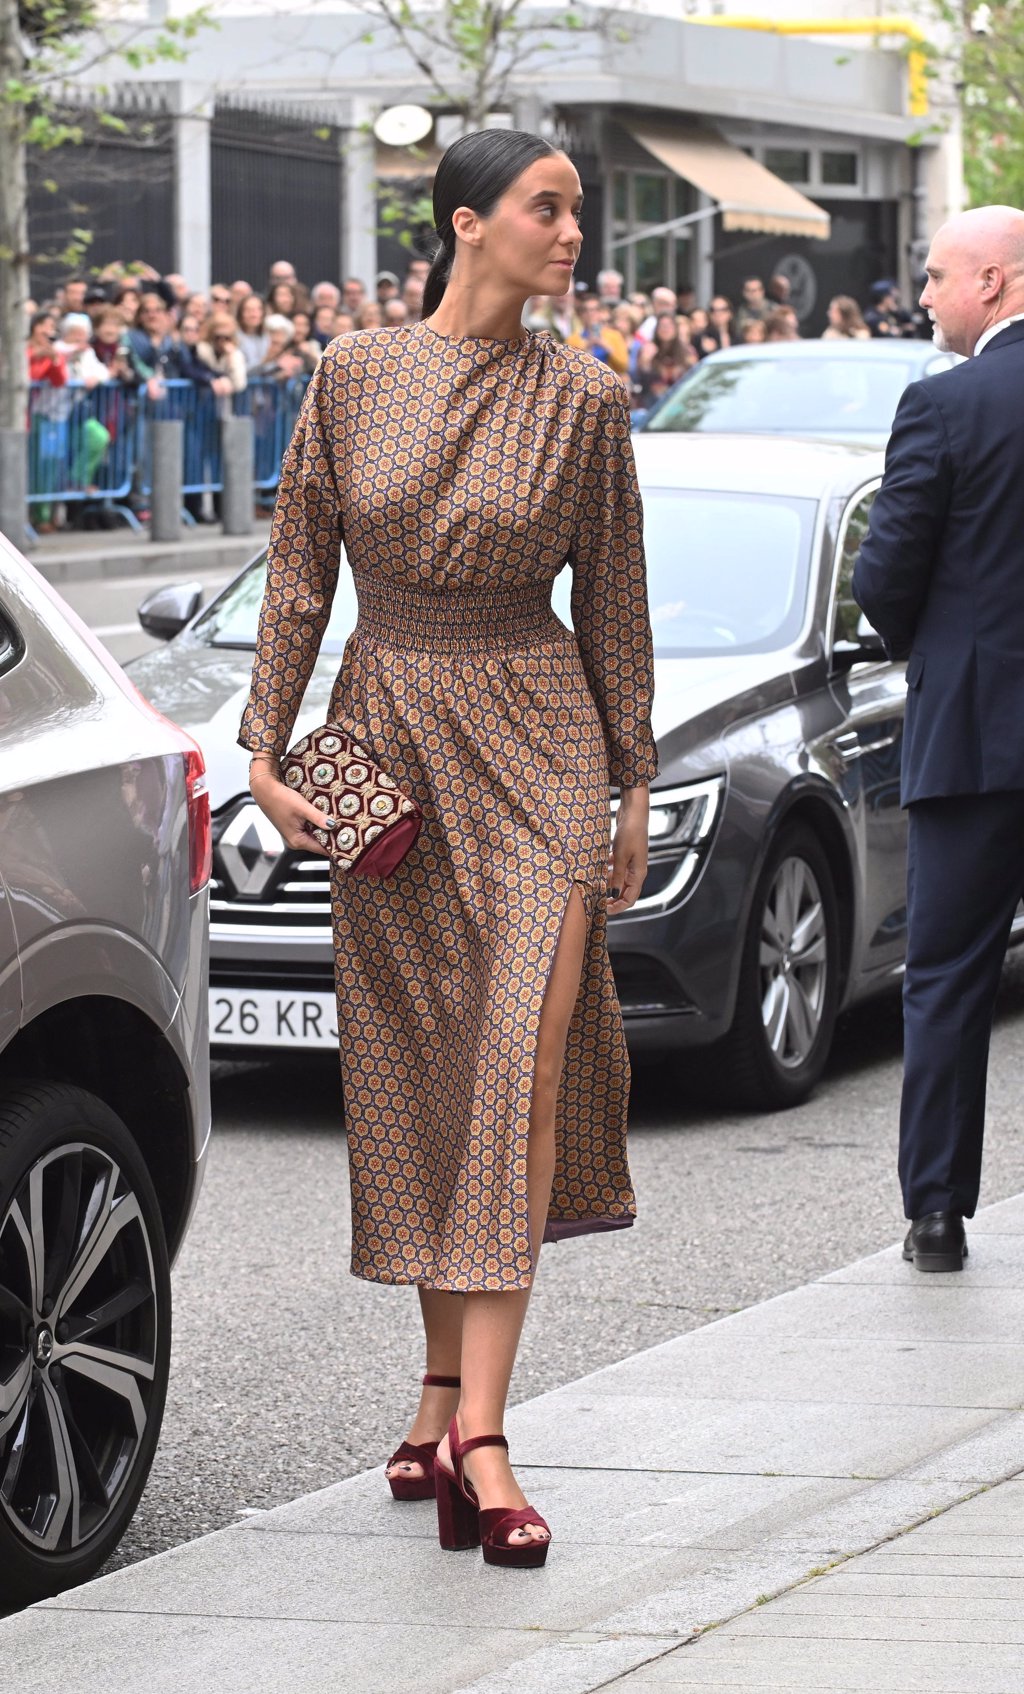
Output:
[
  {"xmin": 385, "ymin": 1374, "xmax": 461, "ymax": 1501},
  {"xmin": 434, "ymin": 1416, "xmax": 551, "ymax": 1568}
]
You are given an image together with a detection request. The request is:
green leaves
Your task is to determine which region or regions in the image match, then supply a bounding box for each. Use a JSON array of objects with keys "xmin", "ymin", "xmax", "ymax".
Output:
[{"xmin": 930, "ymin": 0, "xmax": 1024, "ymax": 207}]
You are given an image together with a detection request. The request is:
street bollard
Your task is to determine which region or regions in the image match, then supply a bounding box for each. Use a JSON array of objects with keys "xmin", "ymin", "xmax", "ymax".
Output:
[
  {"xmin": 220, "ymin": 413, "xmax": 254, "ymax": 537},
  {"xmin": 150, "ymin": 419, "xmax": 184, "ymax": 543}
]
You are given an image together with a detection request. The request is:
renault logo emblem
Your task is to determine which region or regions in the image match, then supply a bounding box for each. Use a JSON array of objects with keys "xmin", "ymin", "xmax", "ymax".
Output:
[{"xmin": 219, "ymin": 803, "xmax": 285, "ymax": 899}]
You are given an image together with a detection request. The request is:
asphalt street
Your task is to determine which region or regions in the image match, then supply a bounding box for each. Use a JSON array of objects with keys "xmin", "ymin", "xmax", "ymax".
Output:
[{"xmin": 58, "ymin": 569, "xmax": 1024, "ymax": 1577}]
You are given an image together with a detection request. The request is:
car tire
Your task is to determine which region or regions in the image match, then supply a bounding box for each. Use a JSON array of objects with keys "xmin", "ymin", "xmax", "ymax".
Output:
[
  {"xmin": 0, "ymin": 1081, "xmax": 171, "ymax": 1608},
  {"xmin": 709, "ymin": 824, "xmax": 841, "ymax": 1110}
]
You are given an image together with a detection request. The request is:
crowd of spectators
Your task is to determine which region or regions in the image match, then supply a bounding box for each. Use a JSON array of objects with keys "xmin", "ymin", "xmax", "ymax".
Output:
[{"xmin": 22, "ymin": 255, "xmax": 930, "ymax": 529}]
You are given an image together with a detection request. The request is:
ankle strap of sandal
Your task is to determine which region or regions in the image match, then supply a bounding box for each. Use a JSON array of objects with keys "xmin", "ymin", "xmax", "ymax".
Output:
[
  {"xmin": 422, "ymin": 1373, "xmax": 461, "ymax": 1389},
  {"xmin": 457, "ymin": 1432, "xmax": 509, "ymax": 1457}
]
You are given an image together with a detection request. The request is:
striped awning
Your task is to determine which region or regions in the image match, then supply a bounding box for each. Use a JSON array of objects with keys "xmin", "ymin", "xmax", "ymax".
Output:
[{"xmin": 627, "ymin": 120, "xmax": 831, "ymax": 241}]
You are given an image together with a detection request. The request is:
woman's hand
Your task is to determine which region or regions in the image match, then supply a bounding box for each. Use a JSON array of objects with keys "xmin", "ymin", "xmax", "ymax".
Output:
[
  {"xmin": 249, "ymin": 755, "xmax": 334, "ymax": 857},
  {"xmin": 607, "ymin": 785, "xmax": 649, "ymax": 915}
]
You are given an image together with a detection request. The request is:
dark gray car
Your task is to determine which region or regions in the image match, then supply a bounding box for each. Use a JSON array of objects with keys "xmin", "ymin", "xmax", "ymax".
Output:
[
  {"xmin": 127, "ymin": 432, "xmax": 954, "ymax": 1111},
  {"xmin": 0, "ymin": 536, "xmax": 211, "ymax": 1605}
]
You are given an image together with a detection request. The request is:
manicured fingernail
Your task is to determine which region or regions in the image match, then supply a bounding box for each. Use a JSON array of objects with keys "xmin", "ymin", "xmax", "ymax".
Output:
[{"xmin": 609, "ymin": 886, "xmax": 621, "ymax": 900}]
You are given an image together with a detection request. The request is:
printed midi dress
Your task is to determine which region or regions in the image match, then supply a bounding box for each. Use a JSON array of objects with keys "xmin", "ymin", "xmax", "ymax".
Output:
[{"xmin": 239, "ymin": 322, "xmax": 658, "ymax": 1293}]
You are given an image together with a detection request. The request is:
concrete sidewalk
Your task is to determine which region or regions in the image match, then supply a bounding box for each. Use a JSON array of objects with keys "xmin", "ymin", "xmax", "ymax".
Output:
[
  {"xmin": 23, "ymin": 521, "xmax": 271, "ymax": 584},
  {"xmin": 3, "ymin": 1193, "xmax": 1023, "ymax": 1694}
]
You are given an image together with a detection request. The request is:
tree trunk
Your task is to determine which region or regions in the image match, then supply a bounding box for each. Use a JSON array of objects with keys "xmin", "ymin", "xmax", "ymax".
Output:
[{"xmin": 0, "ymin": 0, "xmax": 29, "ymax": 539}]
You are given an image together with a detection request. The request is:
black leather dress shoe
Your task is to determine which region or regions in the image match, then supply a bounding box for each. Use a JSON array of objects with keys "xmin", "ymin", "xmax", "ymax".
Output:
[{"xmin": 903, "ymin": 1211, "xmax": 968, "ymax": 1273}]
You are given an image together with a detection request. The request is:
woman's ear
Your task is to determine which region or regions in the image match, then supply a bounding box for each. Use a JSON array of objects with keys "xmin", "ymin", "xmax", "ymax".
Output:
[{"xmin": 451, "ymin": 205, "xmax": 483, "ymax": 247}]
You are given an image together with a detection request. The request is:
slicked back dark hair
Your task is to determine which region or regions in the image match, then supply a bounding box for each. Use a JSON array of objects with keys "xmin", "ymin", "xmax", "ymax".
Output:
[{"xmin": 423, "ymin": 128, "xmax": 558, "ymax": 318}]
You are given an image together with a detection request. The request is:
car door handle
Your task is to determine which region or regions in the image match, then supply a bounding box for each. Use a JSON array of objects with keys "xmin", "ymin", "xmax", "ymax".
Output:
[{"xmin": 835, "ymin": 731, "xmax": 896, "ymax": 760}]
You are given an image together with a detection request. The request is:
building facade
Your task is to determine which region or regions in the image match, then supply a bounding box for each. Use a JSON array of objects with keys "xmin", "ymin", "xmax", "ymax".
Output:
[{"xmin": 48, "ymin": 3, "xmax": 961, "ymax": 324}]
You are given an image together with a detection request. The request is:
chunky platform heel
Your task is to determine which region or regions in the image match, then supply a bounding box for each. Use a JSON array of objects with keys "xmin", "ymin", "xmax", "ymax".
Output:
[
  {"xmin": 434, "ymin": 1417, "xmax": 551, "ymax": 1568},
  {"xmin": 386, "ymin": 1374, "xmax": 461, "ymax": 1502}
]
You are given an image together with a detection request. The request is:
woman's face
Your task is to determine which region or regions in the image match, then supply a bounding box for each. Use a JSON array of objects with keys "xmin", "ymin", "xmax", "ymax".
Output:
[
  {"xmin": 270, "ymin": 283, "xmax": 296, "ymax": 314},
  {"xmin": 357, "ymin": 302, "xmax": 382, "ymax": 328},
  {"xmin": 94, "ymin": 316, "xmax": 122, "ymax": 346},
  {"xmin": 654, "ymin": 313, "xmax": 678, "ymax": 348},
  {"xmin": 828, "ymin": 299, "xmax": 843, "ymax": 327},
  {"xmin": 118, "ymin": 292, "xmax": 140, "ymax": 324},
  {"xmin": 180, "ymin": 316, "xmax": 200, "ymax": 343},
  {"xmin": 32, "ymin": 316, "xmax": 57, "ymax": 347},
  {"xmin": 238, "ymin": 295, "xmax": 264, "ymax": 332},
  {"xmin": 292, "ymin": 312, "xmax": 311, "ymax": 340},
  {"xmin": 689, "ymin": 308, "xmax": 708, "ymax": 333},
  {"xmin": 267, "ymin": 327, "xmax": 290, "ymax": 356},
  {"xmin": 464, "ymin": 152, "xmax": 582, "ymax": 301},
  {"xmin": 313, "ymin": 305, "xmax": 336, "ymax": 333}
]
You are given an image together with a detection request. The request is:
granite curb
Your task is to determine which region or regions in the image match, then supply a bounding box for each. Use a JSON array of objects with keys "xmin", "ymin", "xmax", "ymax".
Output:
[{"xmin": 1, "ymin": 1192, "xmax": 1022, "ymax": 1693}]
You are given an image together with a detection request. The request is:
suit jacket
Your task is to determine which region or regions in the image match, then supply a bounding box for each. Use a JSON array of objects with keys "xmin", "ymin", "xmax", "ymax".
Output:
[{"xmin": 853, "ymin": 320, "xmax": 1024, "ymax": 804}]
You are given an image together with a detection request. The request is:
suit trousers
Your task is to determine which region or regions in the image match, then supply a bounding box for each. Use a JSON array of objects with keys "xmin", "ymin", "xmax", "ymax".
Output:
[{"xmin": 900, "ymin": 790, "xmax": 1024, "ymax": 1219}]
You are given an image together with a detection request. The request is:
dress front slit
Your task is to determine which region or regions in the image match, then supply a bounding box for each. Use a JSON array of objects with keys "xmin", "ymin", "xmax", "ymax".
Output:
[{"xmin": 239, "ymin": 322, "xmax": 659, "ymax": 1292}]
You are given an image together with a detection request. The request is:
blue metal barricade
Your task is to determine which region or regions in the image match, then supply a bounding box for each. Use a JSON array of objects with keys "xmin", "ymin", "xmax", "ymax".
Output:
[
  {"xmin": 26, "ymin": 375, "xmax": 306, "ymax": 527},
  {"xmin": 237, "ymin": 376, "xmax": 308, "ymax": 497},
  {"xmin": 136, "ymin": 379, "xmax": 226, "ymax": 500},
  {"xmin": 27, "ymin": 381, "xmax": 138, "ymax": 525}
]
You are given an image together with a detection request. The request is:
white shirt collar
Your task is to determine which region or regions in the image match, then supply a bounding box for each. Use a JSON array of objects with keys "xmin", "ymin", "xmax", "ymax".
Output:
[{"xmin": 973, "ymin": 314, "xmax": 1024, "ymax": 357}]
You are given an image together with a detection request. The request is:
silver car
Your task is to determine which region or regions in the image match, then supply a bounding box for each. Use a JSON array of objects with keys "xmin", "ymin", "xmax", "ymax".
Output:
[{"xmin": 0, "ymin": 536, "xmax": 211, "ymax": 1606}]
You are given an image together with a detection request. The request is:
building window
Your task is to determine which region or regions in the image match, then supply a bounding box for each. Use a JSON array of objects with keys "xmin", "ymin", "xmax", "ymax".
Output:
[
  {"xmin": 611, "ymin": 166, "xmax": 694, "ymax": 294},
  {"xmin": 635, "ymin": 234, "xmax": 666, "ymax": 294},
  {"xmin": 634, "ymin": 172, "xmax": 668, "ymax": 226},
  {"xmin": 613, "ymin": 168, "xmax": 628, "ymax": 224},
  {"xmin": 764, "ymin": 147, "xmax": 810, "ymax": 184},
  {"xmin": 821, "ymin": 150, "xmax": 859, "ymax": 186}
]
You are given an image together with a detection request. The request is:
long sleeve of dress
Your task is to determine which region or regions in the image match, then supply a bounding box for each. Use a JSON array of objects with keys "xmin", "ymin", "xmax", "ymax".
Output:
[
  {"xmin": 238, "ymin": 357, "xmax": 342, "ymax": 754},
  {"xmin": 569, "ymin": 376, "xmax": 659, "ymax": 788}
]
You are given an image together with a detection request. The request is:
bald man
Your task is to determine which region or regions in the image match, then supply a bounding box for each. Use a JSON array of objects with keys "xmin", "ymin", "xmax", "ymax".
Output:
[{"xmin": 853, "ymin": 205, "xmax": 1024, "ymax": 1272}]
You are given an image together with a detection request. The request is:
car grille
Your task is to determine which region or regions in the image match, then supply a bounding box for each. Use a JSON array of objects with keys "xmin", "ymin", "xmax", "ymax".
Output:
[{"xmin": 210, "ymin": 853, "xmax": 332, "ymax": 930}]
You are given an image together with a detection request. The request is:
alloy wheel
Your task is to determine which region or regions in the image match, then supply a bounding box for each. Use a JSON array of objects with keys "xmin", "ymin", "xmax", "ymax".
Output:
[
  {"xmin": 758, "ymin": 855, "xmax": 829, "ymax": 1070},
  {"xmin": 0, "ymin": 1142, "xmax": 159, "ymax": 1555}
]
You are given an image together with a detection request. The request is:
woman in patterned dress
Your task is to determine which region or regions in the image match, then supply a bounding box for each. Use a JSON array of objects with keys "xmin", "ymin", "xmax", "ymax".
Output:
[{"xmin": 241, "ymin": 130, "xmax": 658, "ymax": 1566}]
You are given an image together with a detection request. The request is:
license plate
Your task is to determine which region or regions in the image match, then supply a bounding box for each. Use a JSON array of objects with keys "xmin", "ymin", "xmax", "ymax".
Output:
[{"xmin": 209, "ymin": 988, "xmax": 337, "ymax": 1049}]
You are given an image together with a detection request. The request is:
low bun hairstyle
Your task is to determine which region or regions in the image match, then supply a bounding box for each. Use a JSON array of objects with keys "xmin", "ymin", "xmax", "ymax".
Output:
[{"xmin": 422, "ymin": 128, "xmax": 559, "ymax": 319}]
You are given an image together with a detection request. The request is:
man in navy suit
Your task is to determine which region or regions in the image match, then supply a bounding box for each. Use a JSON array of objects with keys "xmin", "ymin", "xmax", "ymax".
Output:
[{"xmin": 853, "ymin": 205, "xmax": 1024, "ymax": 1272}]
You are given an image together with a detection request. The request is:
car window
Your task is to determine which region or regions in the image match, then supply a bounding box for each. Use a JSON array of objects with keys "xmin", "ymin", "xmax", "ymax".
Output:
[
  {"xmin": 645, "ymin": 357, "xmax": 914, "ymax": 437},
  {"xmin": 0, "ymin": 602, "xmax": 22, "ymax": 676},
  {"xmin": 832, "ymin": 486, "xmax": 878, "ymax": 644}
]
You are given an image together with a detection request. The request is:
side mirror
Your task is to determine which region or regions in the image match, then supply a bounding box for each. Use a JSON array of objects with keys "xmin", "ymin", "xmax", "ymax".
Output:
[
  {"xmin": 138, "ymin": 581, "xmax": 203, "ymax": 641},
  {"xmin": 831, "ymin": 613, "xmax": 887, "ymax": 672}
]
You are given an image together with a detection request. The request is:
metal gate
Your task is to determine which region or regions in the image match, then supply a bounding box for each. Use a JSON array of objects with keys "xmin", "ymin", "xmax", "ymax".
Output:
[
  {"xmin": 27, "ymin": 93, "xmax": 175, "ymax": 296},
  {"xmin": 211, "ymin": 102, "xmax": 342, "ymax": 289}
]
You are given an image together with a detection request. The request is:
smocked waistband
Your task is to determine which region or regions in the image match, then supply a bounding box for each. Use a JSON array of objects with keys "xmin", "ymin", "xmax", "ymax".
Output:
[{"xmin": 352, "ymin": 572, "xmax": 565, "ymax": 655}]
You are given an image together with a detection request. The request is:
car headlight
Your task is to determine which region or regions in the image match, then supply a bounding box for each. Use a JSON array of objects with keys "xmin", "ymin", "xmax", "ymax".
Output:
[{"xmin": 610, "ymin": 776, "xmax": 724, "ymax": 915}]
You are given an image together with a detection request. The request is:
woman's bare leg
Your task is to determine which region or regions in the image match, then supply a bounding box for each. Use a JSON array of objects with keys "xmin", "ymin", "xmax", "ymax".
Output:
[
  {"xmin": 386, "ymin": 1289, "xmax": 463, "ymax": 1482},
  {"xmin": 438, "ymin": 887, "xmax": 590, "ymax": 1544}
]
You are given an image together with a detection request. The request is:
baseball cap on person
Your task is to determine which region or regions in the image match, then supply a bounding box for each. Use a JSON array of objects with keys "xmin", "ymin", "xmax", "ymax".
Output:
[{"xmin": 375, "ymin": 271, "xmax": 400, "ymax": 287}]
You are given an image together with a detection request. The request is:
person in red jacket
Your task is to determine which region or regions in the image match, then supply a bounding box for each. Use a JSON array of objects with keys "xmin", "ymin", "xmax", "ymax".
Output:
[{"xmin": 27, "ymin": 311, "xmax": 68, "ymax": 530}]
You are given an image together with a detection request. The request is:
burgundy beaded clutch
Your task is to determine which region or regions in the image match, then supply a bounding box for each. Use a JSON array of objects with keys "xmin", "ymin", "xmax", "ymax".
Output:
[{"xmin": 280, "ymin": 725, "xmax": 422, "ymax": 876}]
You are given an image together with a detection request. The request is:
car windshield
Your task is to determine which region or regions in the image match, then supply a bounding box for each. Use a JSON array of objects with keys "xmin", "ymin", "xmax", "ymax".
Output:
[
  {"xmin": 195, "ymin": 488, "xmax": 815, "ymax": 660},
  {"xmin": 641, "ymin": 490, "xmax": 817, "ymax": 655},
  {"xmin": 192, "ymin": 558, "xmax": 361, "ymax": 655},
  {"xmin": 645, "ymin": 355, "xmax": 916, "ymax": 438}
]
